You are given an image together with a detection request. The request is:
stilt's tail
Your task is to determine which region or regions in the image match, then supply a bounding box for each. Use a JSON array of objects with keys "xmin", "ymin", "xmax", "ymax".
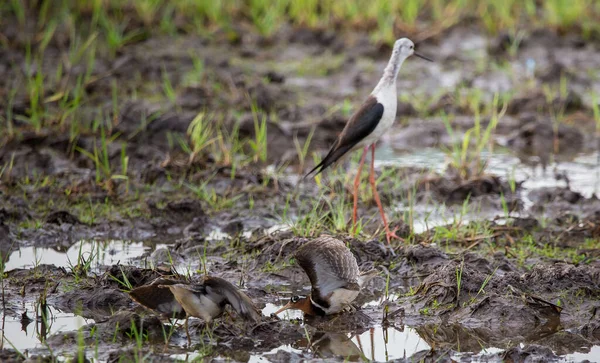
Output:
[{"xmin": 303, "ymin": 142, "xmax": 353, "ymax": 179}]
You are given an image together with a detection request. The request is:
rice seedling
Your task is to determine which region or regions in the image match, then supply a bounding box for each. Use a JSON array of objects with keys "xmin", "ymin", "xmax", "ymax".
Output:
[
  {"xmin": 248, "ymin": 100, "xmax": 268, "ymax": 163},
  {"xmin": 108, "ymin": 266, "xmax": 134, "ymax": 291},
  {"xmin": 592, "ymin": 92, "xmax": 600, "ymax": 137},
  {"xmin": 455, "ymin": 259, "xmax": 464, "ymax": 303},
  {"xmin": 184, "ymin": 54, "xmax": 206, "ymax": 87},
  {"xmin": 76, "ymin": 123, "xmax": 128, "ymax": 194},
  {"xmin": 161, "ymin": 65, "xmax": 177, "ymax": 104},
  {"xmin": 133, "ymin": 0, "xmax": 164, "ymax": 26},
  {"xmin": 186, "ymin": 179, "xmax": 243, "ymax": 212},
  {"xmin": 293, "ymin": 127, "xmax": 315, "ymax": 174},
  {"xmin": 98, "ymin": 13, "xmax": 146, "ymax": 58},
  {"xmin": 441, "ymin": 92, "xmax": 508, "ymax": 180},
  {"xmin": 187, "ymin": 112, "xmax": 216, "ymax": 164}
]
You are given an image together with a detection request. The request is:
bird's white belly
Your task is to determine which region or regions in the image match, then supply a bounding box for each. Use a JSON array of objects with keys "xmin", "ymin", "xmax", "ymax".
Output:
[
  {"xmin": 183, "ymin": 294, "xmax": 222, "ymax": 322},
  {"xmin": 324, "ymin": 289, "xmax": 360, "ymax": 314},
  {"xmin": 170, "ymin": 287, "xmax": 222, "ymax": 322}
]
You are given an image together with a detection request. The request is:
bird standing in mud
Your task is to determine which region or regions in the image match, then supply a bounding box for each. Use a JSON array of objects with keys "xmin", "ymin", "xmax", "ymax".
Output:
[
  {"xmin": 129, "ymin": 276, "xmax": 261, "ymax": 344},
  {"xmin": 274, "ymin": 236, "xmax": 378, "ymax": 316},
  {"xmin": 305, "ymin": 38, "xmax": 432, "ymax": 245}
]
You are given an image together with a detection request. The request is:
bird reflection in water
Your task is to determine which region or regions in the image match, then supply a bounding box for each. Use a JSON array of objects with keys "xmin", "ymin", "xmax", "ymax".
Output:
[{"xmin": 294, "ymin": 326, "xmax": 407, "ymax": 362}]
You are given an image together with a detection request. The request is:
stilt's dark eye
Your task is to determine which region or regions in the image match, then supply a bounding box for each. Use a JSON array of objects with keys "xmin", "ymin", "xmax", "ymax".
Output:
[
  {"xmin": 410, "ymin": 45, "xmax": 414, "ymax": 50},
  {"xmin": 291, "ymin": 296, "xmax": 299, "ymax": 303}
]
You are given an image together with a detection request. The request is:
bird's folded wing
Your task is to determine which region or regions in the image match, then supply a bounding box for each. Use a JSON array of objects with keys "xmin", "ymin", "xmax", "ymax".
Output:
[
  {"xmin": 129, "ymin": 279, "xmax": 186, "ymax": 319},
  {"xmin": 295, "ymin": 238, "xmax": 360, "ymax": 299},
  {"xmin": 336, "ymin": 96, "xmax": 384, "ymax": 149},
  {"xmin": 306, "ymin": 96, "xmax": 384, "ymax": 176},
  {"xmin": 204, "ymin": 277, "xmax": 261, "ymax": 323}
]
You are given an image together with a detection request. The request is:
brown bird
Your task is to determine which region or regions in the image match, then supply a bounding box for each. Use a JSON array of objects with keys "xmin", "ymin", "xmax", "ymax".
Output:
[
  {"xmin": 129, "ymin": 275, "xmax": 261, "ymax": 344},
  {"xmin": 304, "ymin": 38, "xmax": 432, "ymax": 245},
  {"xmin": 129, "ymin": 277, "xmax": 187, "ymax": 319},
  {"xmin": 274, "ymin": 237, "xmax": 378, "ymax": 316}
]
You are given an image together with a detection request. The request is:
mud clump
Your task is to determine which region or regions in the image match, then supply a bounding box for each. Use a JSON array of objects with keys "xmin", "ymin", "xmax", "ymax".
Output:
[
  {"xmin": 0, "ymin": 349, "xmax": 27, "ymax": 363},
  {"xmin": 98, "ymin": 311, "xmax": 165, "ymax": 342},
  {"xmin": 45, "ymin": 210, "xmax": 81, "ymax": 225},
  {"xmin": 524, "ymin": 263, "xmax": 600, "ymax": 290},
  {"xmin": 0, "ymin": 219, "xmax": 13, "ymax": 261},
  {"xmin": 387, "ymin": 120, "xmax": 450, "ymax": 151},
  {"xmin": 529, "ymin": 187, "xmax": 600, "ymax": 220},
  {"xmin": 347, "ymin": 237, "xmax": 396, "ymax": 264},
  {"xmin": 411, "ymin": 260, "xmax": 562, "ymax": 330},
  {"xmin": 500, "ymin": 344, "xmax": 559, "ymax": 363},
  {"xmin": 54, "ymin": 287, "xmax": 130, "ymax": 314},
  {"xmin": 445, "ymin": 175, "xmax": 514, "ymax": 204},
  {"xmin": 506, "ymin": 119, "xmax": 584, "ymax": 168},
  {"xmin": 412, "ymin": 172, "xmax": 517, "ymax": 207},
  {"xmin": 247, "ymin": 232, "xmax": 307, "ymax": 265},
  {"xmin": 407, "ymin": 255, "xmax": 600, "ymax": 352},
  {"xmin": 148, "ymin": 200, "xmax": 207, "ymax": 226},
  {"xmin": 104, "ymin": 266, "xmax": 165, "ymax": 289}
]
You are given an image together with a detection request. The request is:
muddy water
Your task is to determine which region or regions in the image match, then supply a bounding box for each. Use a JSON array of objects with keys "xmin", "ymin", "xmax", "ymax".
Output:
[
  {"xmin": 4, "ymin": 240, "xmax": 149, "ymax": 271},
  {"xmin": 1, "ymin": 306, "xmax": 89, "ymax": 352},
  {"xmin": 3, "ymin": 146, "xmax": 600, "ymax": 361},
  {"xmin": 378, "ymin": 147, "xmax": 600, "ymax": 199},
  {"xmin": 377, "ymin": 147, "xmax": 600, "ymax": 198},
  {"xmin": 376, "ymin": 145, "xmax": 600, "ymax": 233},
  {"xmin": 248, "ymin": 327, "xmax": 430, "ymax": 362}
]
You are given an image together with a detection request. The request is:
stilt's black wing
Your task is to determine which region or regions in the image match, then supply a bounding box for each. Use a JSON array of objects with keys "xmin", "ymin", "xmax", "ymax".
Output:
[{"xmin": 305, "ymin": 96, "xmax": 383, "ymax": 177}]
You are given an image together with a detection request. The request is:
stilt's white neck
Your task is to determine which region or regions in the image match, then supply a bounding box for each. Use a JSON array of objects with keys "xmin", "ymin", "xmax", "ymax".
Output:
[{"xmin": 372, "ymin": 49, "xmax": 407, "ymax": 95}]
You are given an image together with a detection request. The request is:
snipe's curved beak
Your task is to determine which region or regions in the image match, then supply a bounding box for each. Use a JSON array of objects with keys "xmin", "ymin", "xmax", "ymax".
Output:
[
  {"xmin": 273, "ymin": 302, "xmax": 293, "ymax": 316},
  {"xmin": 414, "ymin": 51, "xmax": 433, "ymax": 62}
]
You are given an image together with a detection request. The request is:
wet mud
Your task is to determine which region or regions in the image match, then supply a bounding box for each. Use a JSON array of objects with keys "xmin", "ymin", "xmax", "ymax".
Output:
[{"xmin": 1, "ymin": 9, "xmax": 600, "ymax": 363}]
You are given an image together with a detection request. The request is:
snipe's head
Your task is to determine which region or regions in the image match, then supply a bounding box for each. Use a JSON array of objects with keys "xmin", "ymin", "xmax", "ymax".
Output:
[
  {"xmin": 393, "ymin": 38, "xmax": 433, "ymax": 62},
  {"xmin": 274, "ymin": 295, "xmax": 313, "ymax": 315}
]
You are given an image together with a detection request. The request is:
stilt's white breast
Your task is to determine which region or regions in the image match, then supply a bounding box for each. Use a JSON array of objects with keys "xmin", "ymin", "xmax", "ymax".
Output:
[{"xmin": 359, "ymin": 84, "xmax": 397, "ymax": 148}]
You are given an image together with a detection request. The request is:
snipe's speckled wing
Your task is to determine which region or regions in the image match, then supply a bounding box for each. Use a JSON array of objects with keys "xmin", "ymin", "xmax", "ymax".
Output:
[
  {"xmin": 294, "ymin": 237, "xmax": 360, "ymax": 301},
  {"xmin": 201, "ymin": 276, "xmax": 262, "ymax": 323},
  {"xmin": 129, "ymin": 278, "xmax": 187, "ymax": 319}
]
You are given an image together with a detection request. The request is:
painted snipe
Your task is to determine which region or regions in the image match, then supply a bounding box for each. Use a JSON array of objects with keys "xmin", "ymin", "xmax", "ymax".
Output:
[
  {"xmin": 274, "ymin": 236, "xmax": 378, "ymax": 316},
  {"xmin": 129, "ymin": 275, "xmax": 261, "ymax": 344}
]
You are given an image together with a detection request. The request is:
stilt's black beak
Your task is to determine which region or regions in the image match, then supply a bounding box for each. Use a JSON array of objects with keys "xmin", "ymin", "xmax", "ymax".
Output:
[{"xmin": 414, "ymin": 52, "xmax": 433, "ymax": 62}]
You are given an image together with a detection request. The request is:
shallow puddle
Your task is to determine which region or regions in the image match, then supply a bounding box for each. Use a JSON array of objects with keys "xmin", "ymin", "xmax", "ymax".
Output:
[
  {"xmin": 377, "ymin": 146, "xmax": 600, "ymax": 200},
  {"xmin": 248, "ymin": 345, "xmax": 302, "ymax": 363},
  {"xmin": 4, "ymin": 240, "xmax": 149, "ymax": 272},
  {"xmin": 565, "ymin": 346, "xmax": 600, "ymax": 362},
  {"xmin": 247, "ymin": 326, "xmax": 430, "ymax": 362},
  {"xmin": 453, "ymin": 346, "xmax": 600, "ymax": 363},
  {"xmin": 376, "ymin": 146, "xmax": 600, "ymax": 233},
  {"xmin": 351, "ymin": 326, "xmax": 431, "ymax": 361},
  {"xmin": 262, "ymin": 302, "xmax": 304, "ymax": 321},
  {"xmin": 0, "ymin": 305, "xmax": 91, "ymax": 352}
]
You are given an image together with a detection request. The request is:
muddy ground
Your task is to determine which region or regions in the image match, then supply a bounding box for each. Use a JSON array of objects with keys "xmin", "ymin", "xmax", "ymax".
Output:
[{"xmin": 1, "ymin": 11, "xmax": 600, "ymax": 363}]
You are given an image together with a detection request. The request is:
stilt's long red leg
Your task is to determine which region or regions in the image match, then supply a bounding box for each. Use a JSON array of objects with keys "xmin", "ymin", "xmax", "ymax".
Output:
[
  {"xmin": 369, "ymin": 144, "xmax": 402, "ymax": 245},
  {"xmin": 352, "ymin": 147, "xmax": 369, "ymax": 235}
]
